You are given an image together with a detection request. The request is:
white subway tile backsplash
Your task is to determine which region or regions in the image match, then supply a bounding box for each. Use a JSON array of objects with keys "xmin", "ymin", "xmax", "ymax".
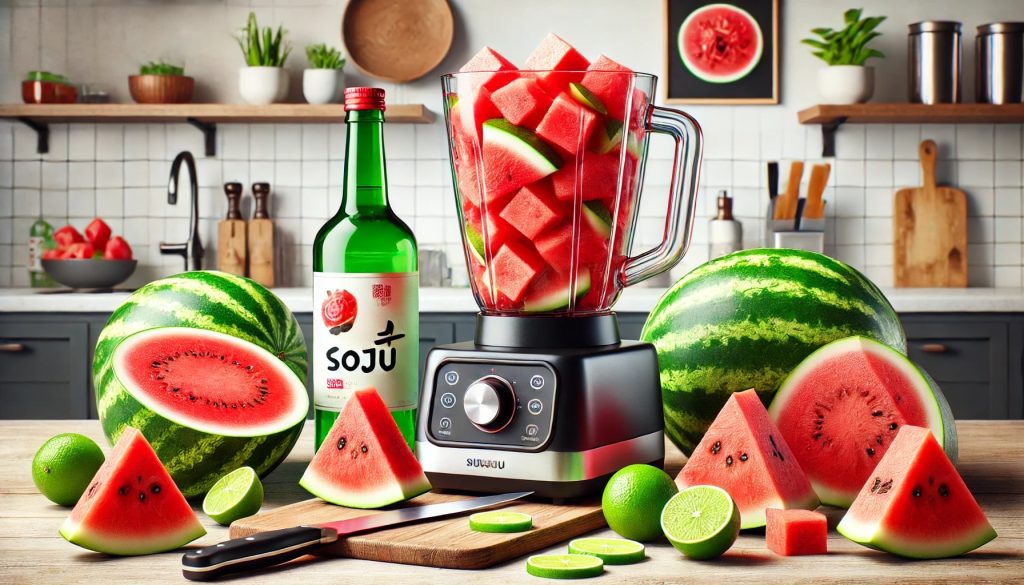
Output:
[
  {"xmin": 123, "ymin": 161, "xmax": 148, "ymax": 187},
  {"xmin": 864, "ymin": 160, "xmax": 892, "ymax": 188},
  {"xmin": 249, "ymin": 126, "xmax": 275, "ymax": 160},
  {"xmin": 994, "ymin": 125, "xmax": 1021, "ymax": 160},
  {"xmin": 13, "ymin": 124, "xmax": 38, "ymax": 160},
  {"xmin": 13, "ymin": 189, "xmax": 40, "ymax": 217},
  {"xmin": 95, "ymin": 188, "xmax": 123, "ymax": 216},
  {"xmin": 994, "ymin": 160, "xmax": 1021, "ymax": 188},
  {"xmin": 0, "ymin": 189, "xmax": 11, "ymax": 217},
  {"xmin": 0, "ymin": 161, "xmax": 12, "ymax": 187},
  {"xmin": 68, "ymin": 125, "xmax": 95, "ymax": 161},
  {"xmin": 969, "ymin": 188, "xmax": 996, "ymax": 217},
  {"xmin": 221, "ymin": 124, "xmax": 249, "ymax": 161},
  {"xmin": 275, "ymin": 125, "xmax": 303, "ymax": 161},
  {"xmin": 68, "ymin": 161, "xmax": 94, "ymax": 188},
  {"xmin": 95, "ymin": 125, "xmax": 124, "ymax": 160},
  {"xmin": 41, "ymin": 161, "xmax": 67, "ymax": 190},
  {"xmin": 956, "ymin": 125, "xmax": 994, "ymax": 160},
  {"xmin": 95, "ymin": 161, "xmax": 122, "ymax": 188},
  {"xmin": 994, "ymin": 242, "xmax": 1022, "ymax": 265},
  {"xmin": 834, "ymin": 159, "xmax": 865, "ymax": 187},
  {"xmin": 893, "ymin": 125, "xmax": 921, "ymax": 159},
  {"xmin": 124, "ymin": 126, "xmax": 148, "ymax": 160},
  {"xmin": 993, "ymin": 266, "xmax": 1021, "ymax": 287},
  {"xmin": 148, "ymin": 125, "xmax": 166, "ymax": 160},
  {"xmin": 958, "ymin": 160, "xmax": 994, "ymax": 188},
  {"xmin": 301, "ymin": 187, "xmax": 328, "ymax": 218},
  {"xmin": 865, "ymin": 126, "xmax": 893, "ymax": 160},
  {"xmin": 41, "ymin": 190, "xmax": 66, "ymax": 218},
  {"xmin": 835, "ymin": 125, "xmax": 865, "ymax": 159},
  {"xmin": 864, "ymin": 217, "xmax": 892, "ymax": 245},
  {"xmin": 14, "ymin": 161, "xmax": 40, "ymax": 187},
  {"xmin": 301, "ymin": 125, "xmax": 329, "ymax": 160},
  {"xmin": 301, "ymin": 160, "xmax": 328, "ymax": 188},
  {"xmin": 67, "ymin": 189, "xmax": 95, "ymax": 218},
  {"xmin": 996, "ymin": 188, "xmax": 1023, "ymax": 217},
  {"xmin": 994, "ymin": 218, "xmax": 1022, "ymax": 243},
  {"xmin": 43, "ymin": 126, "xmax": 67, "ymax": 161},
  {"xmin": 893, "ymin": 160, "xmax": 919, "ymax": 187},
  {"xmin": 274, "ymin": 161, "xmax": 301, "ymax": 187}
]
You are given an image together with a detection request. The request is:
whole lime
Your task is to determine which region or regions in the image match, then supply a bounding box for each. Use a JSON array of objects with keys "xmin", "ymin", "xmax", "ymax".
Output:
[
  {"xmin": 601, "ymin": 464, "xmax": 678, "ymax": 542},
  {"xmin": 32, "ymin": 433, "xmax": 105, "ymax": 506}
]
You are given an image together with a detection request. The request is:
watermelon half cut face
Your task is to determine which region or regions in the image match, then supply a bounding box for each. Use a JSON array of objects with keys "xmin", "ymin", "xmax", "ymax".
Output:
[
  {"xmin": 769, "ymin": 336, "xmax": 957, "ymax": 508},
  {"xmin": 678, "ymin": 3, "xmax": 764, "ymax": 84}
]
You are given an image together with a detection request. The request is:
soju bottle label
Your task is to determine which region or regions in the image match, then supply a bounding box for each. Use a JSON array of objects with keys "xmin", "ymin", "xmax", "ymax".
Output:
[
  {"xmin": 28, "ymin": 236, "xmax": 45, "ymax": 272},
  {"xmin": 312, "ymin": 271, "xmax": 419, "ymax": 413}
]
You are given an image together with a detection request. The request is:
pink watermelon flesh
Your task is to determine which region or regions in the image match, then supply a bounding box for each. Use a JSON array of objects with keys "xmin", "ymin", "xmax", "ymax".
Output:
[
  {"xmin": 113, "ymin": 328, "xmax": 308, "ymax": 437},
  {"xmin": 676, "ymin": 389, "xmax": 819, "ymax": 529},
  {"xmin": 550, "ymin": 153, "xmax": 619, "ymax": 202},
  {"xmin": 766, "ymin": 509, "xmax": 828, "ymax": 556},
  {"xmin": 500, "ymin": 180, "xmax": 561, "ymax": 239},
  {"xmin": 459, "ymin": 46, "xmax": 519, "ymax": 92},
  {"xmin": 524, "ymin": 33, "xmax": 590, "ymax": 94},
  {"xmin": 480, "ymin": 119, "xmax": 561, "ymax": 201},
  {"xmin": 299, "ymin": 388, "xmax": 430, "ymax": 508},
  {"xmin": 580, "ymin": 55, "xmax": 634, "ymax": 121},
  {"xmin": 837, "ymin": 425, "xmax": 996, "ymax": 559},
  {"xmin": 768, "ymin": 336, "xmax": 957, "ymax": 509},
  {"xmin": 491, "ymin": 77, "xmax": 553, "ymax": 129},
  {"xmin": 454, "ymin": 85, "xmax": 502, "ymax": 141},
  {"xmin": 536, "ymin": 93, "xmax": 600, "ymax": 156},
  {"xmin": 491, "ymin": 241, "xmax": 545, "ymax": 304},
  {"xmin": 59, "ymin": 427, "xmax": 205, "ymax": 555}
]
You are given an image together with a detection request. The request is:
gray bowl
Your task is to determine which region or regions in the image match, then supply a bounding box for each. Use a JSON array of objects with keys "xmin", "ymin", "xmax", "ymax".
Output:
[{"xmin": 42, "ymin": 259, "xmax": 137, "ymax": 290}]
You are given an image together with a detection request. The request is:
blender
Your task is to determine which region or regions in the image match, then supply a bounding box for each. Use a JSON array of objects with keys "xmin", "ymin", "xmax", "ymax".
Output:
[{"xmin": 416, "ymin": 70, "xmax": 703, "ymax": 498}]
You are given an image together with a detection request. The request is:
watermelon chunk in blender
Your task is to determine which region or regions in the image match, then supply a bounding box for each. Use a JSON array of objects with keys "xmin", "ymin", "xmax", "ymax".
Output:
[{"xmin": 419, "ymin": 38, "xmax": 703, "ymax": 499}]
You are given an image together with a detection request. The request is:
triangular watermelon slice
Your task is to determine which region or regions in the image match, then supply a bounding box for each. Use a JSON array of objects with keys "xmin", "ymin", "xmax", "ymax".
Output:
[
  {"xmin": 459, "ymin": 46, "xmax": 519, "ymax": 93},
  {"xmin": 523, "ymin": 33, "xmax": 590, "ymax": 95},
  {"xmin": 838, "ymin": 425, "xmax": 996, "ymax": 558},
  {"xmin": 481, "ymin": 119, "xmax": 562, "ymax": 200},
  {"xmin": 59, "ymin": 427, "xmax": 205, "ymax": 555},
  {"xmin": 676, "ymin": 389, "xmax": 819, "ymax": 529},
  {"xmin": 300, "ymin": 388, "xmax": 430, "ymax": 509}
]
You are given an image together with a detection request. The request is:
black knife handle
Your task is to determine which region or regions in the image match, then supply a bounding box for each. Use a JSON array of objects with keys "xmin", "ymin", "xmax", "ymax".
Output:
[
  {"xmin": 181, "ymin": 526, "xmax": 336, "ymax": 581},
  {"xmin": 767, "ymin": 161, "xmax": 779, "ymax": 198}
]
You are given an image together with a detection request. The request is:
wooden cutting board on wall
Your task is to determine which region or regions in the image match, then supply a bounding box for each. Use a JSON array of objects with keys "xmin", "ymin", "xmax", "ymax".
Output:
[{"xmin": 893, "ymin": 140, "xmax": 968, "ymax": 287}]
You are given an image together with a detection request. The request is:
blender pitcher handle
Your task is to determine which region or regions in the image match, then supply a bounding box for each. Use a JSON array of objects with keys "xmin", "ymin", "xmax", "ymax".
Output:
[{"xmin": 620, "ymin": 105, "xmax": 703, "ymax": 287}]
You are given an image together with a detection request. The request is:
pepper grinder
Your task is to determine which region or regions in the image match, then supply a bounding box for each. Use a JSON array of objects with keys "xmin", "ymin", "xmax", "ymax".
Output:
[
  {"xmin": 248, "ymin": 182, "xmax": 275, "ymax": 287},
  {"xmin": 217, "ymin": 182, "xmax": 247, "ymax": 276}
]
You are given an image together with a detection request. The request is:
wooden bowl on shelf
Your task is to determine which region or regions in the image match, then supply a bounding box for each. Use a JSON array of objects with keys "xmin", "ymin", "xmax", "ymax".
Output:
[
  {"xmin": 128, "ymin": 74, "xmax": 194, "ymax": 104},
  {"xmin": 342, "ymin": 0, "xmax": 454, "ymax": 82}
]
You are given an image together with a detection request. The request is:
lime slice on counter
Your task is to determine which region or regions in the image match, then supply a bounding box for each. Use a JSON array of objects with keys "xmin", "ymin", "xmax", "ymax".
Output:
[
  {"xmin": 661, "ymin": 485, "xmax": 740, "ymax": 560},
  {"xmin": 567, "ymin": 537, "xmax": 645, "ymax": 565},
  {"xmin": 526, "ymin": 554, "xmax": 604, "ymax": 579},
  {"xmin": 202, "ymin": 466, "xmax": 264, "ymax": 526},
  {"xmin": 469, "ymin": 510, "xmax": 533, "ymax": 533}
]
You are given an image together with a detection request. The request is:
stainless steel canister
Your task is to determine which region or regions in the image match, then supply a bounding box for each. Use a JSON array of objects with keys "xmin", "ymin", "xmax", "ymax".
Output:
[
  {"xmin": 909, "ymin": 21, "xmax": 962, "ymax": 104},
  {"xmin": 976, "ymin": 23, "xmax": 1024, "ymax": 104}
]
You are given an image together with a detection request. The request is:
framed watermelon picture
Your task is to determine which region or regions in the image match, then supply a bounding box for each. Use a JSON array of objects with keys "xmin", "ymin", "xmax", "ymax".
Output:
[{"xmin": 665, "ymin": 0, "xmax": 780, "ymax": 104}]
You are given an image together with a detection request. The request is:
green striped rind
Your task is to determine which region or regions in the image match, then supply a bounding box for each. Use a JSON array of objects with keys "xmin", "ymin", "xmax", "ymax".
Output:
[
  {"xmin": 640, "ymin": 249, "xmax": 906, "ymax": 456},
  {"xmin": 92, "ymin": 271, "xmax": 307, "ymax": 498}
]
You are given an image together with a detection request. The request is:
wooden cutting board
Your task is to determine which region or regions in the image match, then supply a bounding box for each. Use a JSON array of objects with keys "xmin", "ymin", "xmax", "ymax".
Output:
[
  {"xmin": 230, "ymin": 492, "xmax": 604, "ymax": 569},
  {"xmin": 893, "ymin": 139, "xmax": 968, "ymax": 287}
]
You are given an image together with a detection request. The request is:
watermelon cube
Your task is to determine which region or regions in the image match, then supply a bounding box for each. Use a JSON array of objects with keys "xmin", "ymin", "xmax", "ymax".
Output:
[
  {"xmin": 766, "ymin": 509, "xmax": 828, "ymax": 556},
  {"xmin": 550, "ymin": 153, "xmax": 619, "ymax": 202},
  {"xmin": 580, "ymin": 55, "xmax": 634, "ymax": 121},
  {"xmin": 491, "ymin": 77, "xmax": 553, "ymax": 130},
  {"xmin": 535, "ymin": 226, "xmax": 573, "ymax": 273},
  {"xmin": 499, "ymin": 180, "xmax": 561, "ymax": 239},
  {"xmin": 459, "ymin": 47, "xmax": 519, "ymax": 92},
  {"xmin": 536, "ymin": 93, "xmax": 599, "ymax": 156},
  {"xmin": 524, "ymin": 33, "xmax": 590, "ymax": 95},
  {"xmin": 481, "ymin": 119, "xmax": 562, "ymax": 201},
  {"xmin": 491, "ymin": 241, "xmax": 545, "ymax": 304},
  {"xmin": 454, "ymin": 85, "xmax": 502, "ymax": 140}
]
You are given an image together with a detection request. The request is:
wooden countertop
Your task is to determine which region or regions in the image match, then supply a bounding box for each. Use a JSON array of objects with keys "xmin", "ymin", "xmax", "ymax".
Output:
[{"xmin": 1, "ymin": 420, "xmax": 1021, "ymax": 583}]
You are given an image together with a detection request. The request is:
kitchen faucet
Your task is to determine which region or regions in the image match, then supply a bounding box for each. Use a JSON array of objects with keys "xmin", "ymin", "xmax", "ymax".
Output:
[{"xmin": 160, "ymin": 151, "xmax": 204, "ymax": 271}]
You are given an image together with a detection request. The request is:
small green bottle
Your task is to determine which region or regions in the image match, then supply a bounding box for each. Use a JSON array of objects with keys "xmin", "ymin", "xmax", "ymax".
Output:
[
  {"xmin": 312, "ymin": 87, "xmax": 419, "ymax": 452},
  {"xmin": 28, "ymin": 218, "xmax": 57, "ymax": 287}
]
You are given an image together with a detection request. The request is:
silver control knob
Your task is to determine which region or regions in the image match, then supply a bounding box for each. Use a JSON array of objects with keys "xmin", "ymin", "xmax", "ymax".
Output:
[{"xmin": 463, "ymin": 376, "xmax": 515, "ymax": 432}]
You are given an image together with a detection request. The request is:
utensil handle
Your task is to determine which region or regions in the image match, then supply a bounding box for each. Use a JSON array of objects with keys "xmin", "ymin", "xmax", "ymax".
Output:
[
  {"xmin": 0, "ymin": 343, "xmax": 24, "ymax": 352},
  {"xmin": 621, "ymin": 105, "xmax": 703, "ymax": 287},
  {"xmin": 920, "ymin": 139, "xmax": 938, "ymax": 191},
  {"xmin": 921, "ymin": 343, "xmax": 948, "ymax": 354},
  {"xmin": 181, "ymin": 526, "xmax": 336, "ymax": 581}
]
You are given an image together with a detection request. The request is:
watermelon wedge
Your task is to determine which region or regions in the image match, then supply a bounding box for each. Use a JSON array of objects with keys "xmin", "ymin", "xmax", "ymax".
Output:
[
  {"xmin": 837, "ymin": 425, "xmax": 996, "ymax": 559},
  {"xmin": 676, "ymin": 389, "xmax": 819, "ymax": 529},
  {"xmin": 523, "ymin": 267, "xmax": 592, "ymax": 313},
  {"xmin": 481, "ymin": 119, "xmax": 562, "ymax": 200},
  {"xmin": 300, "ymin": 388, "xmax": 430, "ymax": 508},
  {"xmin": 60, "ymin": 427, "xmax": 205, "ymax": 555}
]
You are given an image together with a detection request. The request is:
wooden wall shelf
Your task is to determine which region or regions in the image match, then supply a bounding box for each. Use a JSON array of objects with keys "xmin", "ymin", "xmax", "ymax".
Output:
[
  {"xmin": 0, "ymin": 103, "xmax": 434, "ymax": 156},
  {"xmin": 797, "ymin": 103, "xmax": 1024, "ymax": 156}
]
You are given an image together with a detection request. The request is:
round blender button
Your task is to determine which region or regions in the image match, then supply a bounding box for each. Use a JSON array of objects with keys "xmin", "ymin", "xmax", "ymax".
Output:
[
  {"xmin": 530, "ymin": 375, "xmax": 545, "ymax": 390},
  {"xmin": 440, "ymin": 392, "xmax": 457, "ymax": 408},
  {"xmin": 527, "ymin": 399, "xmax": 544, "ymax": 415},
  {"xmin": 444, "ymin": 371, "xmax": 459, "ymax": 385},
  {"xmin": 439, "ymin": 417, "xmax": 452, "ymax": 430},
  {"xmin": 463, "ymin": 376, "xmax": 516, "ymax": 432}
]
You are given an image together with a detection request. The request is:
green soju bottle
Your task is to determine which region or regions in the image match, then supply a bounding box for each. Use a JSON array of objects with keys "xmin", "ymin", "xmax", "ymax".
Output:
[
  {"xmin": 28, "ymin": 218, "xmax": 56, "ymax": 287},
  {"xmin": 312, "ymin": 87, "xmax": 419, "ymax": 452}
]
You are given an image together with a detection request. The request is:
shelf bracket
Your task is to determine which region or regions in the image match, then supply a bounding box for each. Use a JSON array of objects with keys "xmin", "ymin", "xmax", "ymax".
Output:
[
  {"xmin": 186, "ymin": 118, "xmax": 216, "ymax": 157},
  {"xmin": 17, "ymin": 118, "xmax": 49, "ymax": 154},
  {"xmin": 820, "ymin": 117, "xmax": 846, "ymax": 158}
]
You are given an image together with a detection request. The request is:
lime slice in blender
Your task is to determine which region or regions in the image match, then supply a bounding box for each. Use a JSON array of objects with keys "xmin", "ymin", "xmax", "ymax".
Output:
[
  {"xmin": 526, "ymin": 554, "xmax": 604, "ymax": 579},
  {"xmin": 567, "ymin": 538, "xmax": 645, "ymax": 564},
  {"xmin": 661, "ymin": 485, "xmax": 740, "ymax": 560},
  {"xmin": 469, "ymin": 511, "xmax": 533, "ymax": 533},
  {"xmin": 202, "ymin": 466, "xmax": 264, "ymax": 526}
]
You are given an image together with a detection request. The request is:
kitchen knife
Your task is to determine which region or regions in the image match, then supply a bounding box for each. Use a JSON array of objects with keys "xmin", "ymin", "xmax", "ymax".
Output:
[
  {"xmin": 182, "ymin": 491, "xmax": 533, "ymax": 581},
  {"xmin": 767, "ymin": 161, "xmax": 779, "ymax": 203},
  {"xmin": 802, "ymin": 163, "xmax": 831, "ymax": 220}
]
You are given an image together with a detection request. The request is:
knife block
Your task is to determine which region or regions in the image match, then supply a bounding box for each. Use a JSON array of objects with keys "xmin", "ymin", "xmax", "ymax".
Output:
[
  {"xmin": 248, "ymin": 182, "xmax": 275, "ymax": 287},
  {"xmin": 765, "ymin": 198, "xmax": 825, "ymax": 253}
]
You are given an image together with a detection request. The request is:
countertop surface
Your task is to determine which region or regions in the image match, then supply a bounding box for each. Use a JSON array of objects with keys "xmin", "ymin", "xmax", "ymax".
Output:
[
  {"xmin": 2, "ymin": 286, "xmax": 1024, "ymax": 314},
  {"xmin": 1, "ymin": 420, "xmax": 1020, "ymax": 584}
]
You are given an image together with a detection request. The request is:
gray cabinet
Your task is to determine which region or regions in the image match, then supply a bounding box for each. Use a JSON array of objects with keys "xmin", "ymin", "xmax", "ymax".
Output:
[{"xmin": 0, "ymin": 322, "xmax": 90, "ymax": 419}]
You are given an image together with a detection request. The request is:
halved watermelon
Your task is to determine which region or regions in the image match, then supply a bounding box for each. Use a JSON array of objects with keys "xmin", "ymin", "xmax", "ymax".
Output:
[
  {"xmin": 481, "ymin": 119, "xmax": 562, "ymax": 200},
  {"xmin": 300, "ymin": 388, "xmax": 430, "ymax": 508},
  {"xmin": 524, "ymin": 267, "xmax": 591, "ymax": 312},
  {"xmin": 676, "ymin": 389, "xmax": 819, "ymax": 529},
  {"xmin": 536, "ymin": 93, "xmax": 599, "ymax": 156},
  {"xmin": 459, "ymin": 46, "xmax": 519, "ymax": 92},
  {"xmin": 491, "ymin": 77, "xmax": 553, "ymax": 129},
  {"xmin": 60, "ymin": 427, "xmax": 205, "ymax": 555},
  {"xmin": 837, "ymin": 425, "xmax": 996, "ymax": 558},
  {"xmin": 491, "ymin": 241, "xmax": 546, "ymax": 304},
  {"xmin": 500, "ymin": 180, "xmax": 561, "ymax": 239},
  {"xmin": 523, "ymin": 33, "xmax": 590, "ymax": 94},
  {"xmin": 768, "ymin": 336, "xmax": 958, "ymax": 508}
]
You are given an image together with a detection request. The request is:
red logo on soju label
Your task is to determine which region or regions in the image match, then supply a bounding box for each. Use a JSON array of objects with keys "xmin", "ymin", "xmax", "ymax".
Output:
[{"xmin": 321, "ymin": 289, "xmax": 357, "ymax": 334}]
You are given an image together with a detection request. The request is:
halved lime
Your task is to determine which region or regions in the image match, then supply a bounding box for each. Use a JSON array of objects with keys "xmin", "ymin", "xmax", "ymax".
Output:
[
  {"xmin": 202, "ymin": 466, "xmax": 264, "ymax": 526},
  {"xmin": 567, "ymin": 537, "xmax": 645, "ymax": 565},
  {"xmin": 661, "ymin": 485, "xmax": 740, "ymax": 560},
  {"xmin": 469, "ymin": 510, "xmax": 533, "ymax": 533},
  {"xmin": 526, "ymin": 554, "xmax": 604, "ymax": 579}
]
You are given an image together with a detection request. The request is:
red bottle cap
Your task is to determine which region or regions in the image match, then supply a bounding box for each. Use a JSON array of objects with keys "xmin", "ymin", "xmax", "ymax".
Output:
[{"xmin": 345, "ymin": 87, "xmax": 386, "ymax": 111}]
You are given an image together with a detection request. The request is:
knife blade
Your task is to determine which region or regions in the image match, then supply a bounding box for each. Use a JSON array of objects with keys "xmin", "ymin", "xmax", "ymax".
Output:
[{"xmin": 182, "ymin": 491, "xmax": 533, "ymax": 581}]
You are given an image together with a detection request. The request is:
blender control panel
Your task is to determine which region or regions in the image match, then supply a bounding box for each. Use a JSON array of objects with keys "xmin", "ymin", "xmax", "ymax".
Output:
[{"xmin": 429, "ymin": 360, "xmax": 556, "ymax": 451}]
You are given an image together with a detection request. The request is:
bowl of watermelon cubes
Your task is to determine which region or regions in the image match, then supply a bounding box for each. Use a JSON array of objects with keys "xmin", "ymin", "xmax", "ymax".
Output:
[
  {"xmin": 444, "ymin": 34, "xmax": 703, "ymax": 315},
  {"xmin": 42, "ymin": 218, "xmax": 136, "ymax": 290}
]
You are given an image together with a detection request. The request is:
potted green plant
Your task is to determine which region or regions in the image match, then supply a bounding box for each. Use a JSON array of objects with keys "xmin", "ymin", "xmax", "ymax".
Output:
[
  {"xmin": 236, "ymin": 12, "xmax": 292, "ymax": 105},
  {"xmin": 303, "ymin": 43, "xmax": 346, "ymax": 104},
  {"xmin": 128, "ymin": 61, "xmax": 193, "ymax": 104},
  {"xmin": 802, "ymin": 8, "xmax": 886, "ymax": 104}
]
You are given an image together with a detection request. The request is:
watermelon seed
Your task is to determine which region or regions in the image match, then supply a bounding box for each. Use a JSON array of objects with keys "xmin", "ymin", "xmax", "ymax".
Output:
[
  {"xmin": 739, "ymin": 453, "xmax": 748, "ymax": 462},
  {"xmin": 118, "ymin": 485, "xmax": 128, "ymax": 496},
  {"xmin": 361, "ymin": 444, "xmax": 368, "ymax": 454},
  {"xmin": 137, "ymin": 475, "xmax": 142, "ymax": 484},
  {"xmin": 139, "ymin": 491, "xmax": 146, "ymax": 502},
  {"xmin": 866, "ymin": 447, "xmax": 875, "ymax": 457},
  {"xmin": 337, "ymin": 437, "xmax": 347, "ymax": 450},
  {"xmin": 171, "ymin": 387, "xmax": 180, "ymax": 393},
  {"xmin": 812, "ymin": 432, "xmax": 822, "ymax": 440},
  {"xmin": 876, "ymin": 435, "xmax": 883, "ymax": 445},
  {"xmin": 871, "ymin": 410, "xmax": 883, "ymax": 416},
  {"xmin": 725, "ymin": 455, "xmax": 733, "ymax": 466},
  {"xmin": 231, "ymin": 403, "xmax": 237, "ymax": 408},
  {"xmin": 939, "ymin": 484, "xmax": 949, "ymax": 497},
  {"xmin": 213, "ymin": 402, "xmax": 219, "ymax": 408},
  {"xmin": 711, "ymin": 441, "xmax": 721, "ymax": 454},
  {"xmin": 912, "ymin": 486, "xmax": 922, "ymax": 497},
  {"xmin": 87, "ymin": 482, "xmax": 99, "ymax": 497},
  {"xmin": 260, "ymin": 379, "xmax": 268, "ymax": 384},
  {"xmin": 151, "ymin": 484, "xmax": 161, "ymax": 494},
  {"xmin": 232, "ymin": 361, "xmax": 240, "ymax": 366},
  {"xmin": 220, "ymin": 356, "xmax": 225, "ymax": 361},
  {"xmin": 174, "ymin": 352, "xmax": 180, "ymax": 358},
  {"xmin": 879, "ymin": 479, "xmax": 893, "ymax": 494},
  {"xmin": 151, "ymin": 361, "xmax": 161, "ymax": 368},
  {"xmin": 889, "ymin": 422, "xmax": 898, "ymax": 431},
  {"xmin": 247, "ymin": 365, "xmax": 254, "ymax": 372},
  {"xmin": 351, "ymin": 451, "xmax": 358, "ymax": 459},
  {"xmin": 870, "ymin": 477, "xmax": 881, "ymax": 493}
]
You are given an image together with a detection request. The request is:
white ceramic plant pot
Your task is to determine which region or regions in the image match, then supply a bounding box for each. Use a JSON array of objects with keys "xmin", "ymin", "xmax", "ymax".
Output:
[
  {"xmin": 303, "ymin": 69, "xmax": 344, "ymax": 104},
  {"xmin": 817, "ymin": 65, "xmax": 875, "ymax": 104},
  {"xmin": 239, "ymin": 66, "xmax": 289, "ymax": 105}
]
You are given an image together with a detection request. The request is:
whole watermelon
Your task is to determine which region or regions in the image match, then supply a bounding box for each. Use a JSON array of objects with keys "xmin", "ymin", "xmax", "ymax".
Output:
[
  {"xmin": 93, "ymin": 271, "xmax": 308, "ymax": 498},
  {"xmin": 641, "ymin": 249, "xmax": 905, "ymax": 456}
]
